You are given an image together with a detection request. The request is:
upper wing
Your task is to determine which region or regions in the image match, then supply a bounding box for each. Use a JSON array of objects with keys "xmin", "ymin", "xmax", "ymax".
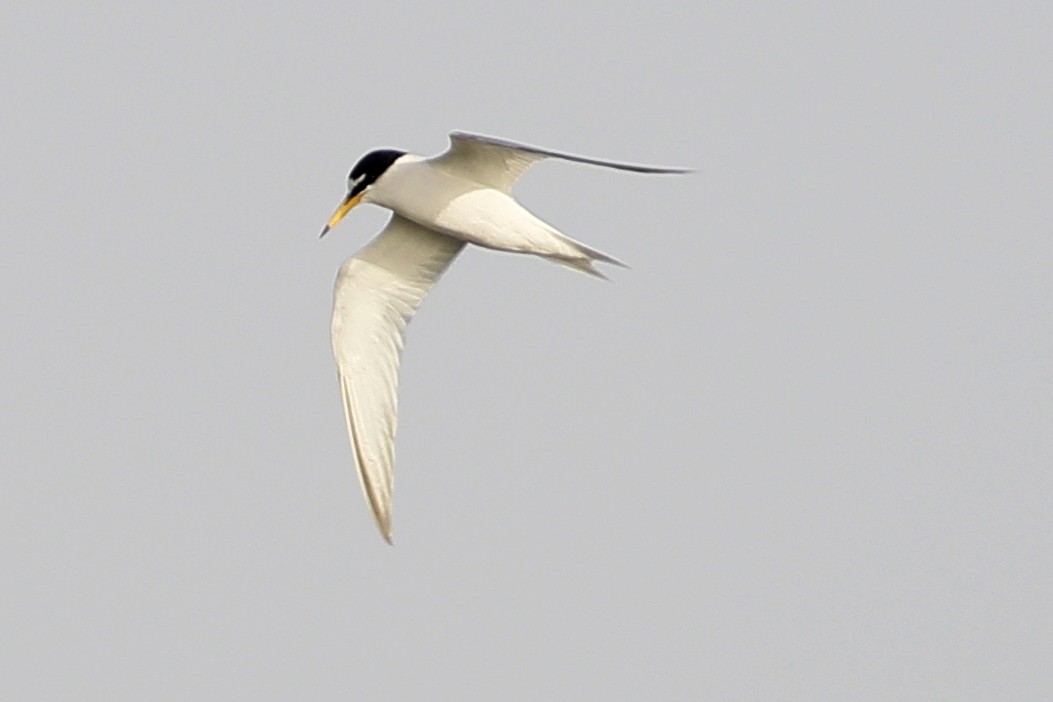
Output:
[
  {"xmin": 429, "ymin": 131, "xmax": 692, "ymax": 193},
  {"xmin": 331, "ymin": 214, "xmax": 465, "ymax": 543}
]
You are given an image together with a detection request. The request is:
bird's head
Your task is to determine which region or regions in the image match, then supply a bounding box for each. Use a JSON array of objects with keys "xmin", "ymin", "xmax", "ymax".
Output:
[{"xmin": 320, "ymin": 148, "xmax": 406, "ymax": 237}]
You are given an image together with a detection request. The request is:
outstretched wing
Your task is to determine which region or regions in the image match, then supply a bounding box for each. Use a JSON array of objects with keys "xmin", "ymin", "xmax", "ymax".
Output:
[
  {"xmin": 331, "ymin": 214, "xmax": 465, "ymax": 542},
  {"xmin": 430, "ymin": 131, "xmax": 692, "ymax": 193}
]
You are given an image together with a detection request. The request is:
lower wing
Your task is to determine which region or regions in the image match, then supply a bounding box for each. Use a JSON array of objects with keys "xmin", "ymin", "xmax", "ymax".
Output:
[{"xmin": 331, "ymin": 214, "xmax": 465, "ymax": 542}]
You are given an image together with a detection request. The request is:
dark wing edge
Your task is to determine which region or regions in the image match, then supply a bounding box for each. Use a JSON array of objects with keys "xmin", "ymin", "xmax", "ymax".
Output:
[{"xmin": 449, "ymin": 131, "xmax": 694, "ymax": 175}]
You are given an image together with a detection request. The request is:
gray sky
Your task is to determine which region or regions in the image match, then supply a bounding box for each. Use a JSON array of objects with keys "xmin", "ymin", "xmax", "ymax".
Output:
[{"xmin": 3, "ymin": 3, "xmax": 1051, "ymax": 700}]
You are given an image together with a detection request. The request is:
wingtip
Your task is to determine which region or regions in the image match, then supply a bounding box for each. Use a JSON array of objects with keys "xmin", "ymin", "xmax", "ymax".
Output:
[
  {"xmin": 377, "ymin": 517, "xmax": 394, "ymax": 545},
  {"xmin": 644, "ymin": 165, "xmax": 695, "ymax": 175}
]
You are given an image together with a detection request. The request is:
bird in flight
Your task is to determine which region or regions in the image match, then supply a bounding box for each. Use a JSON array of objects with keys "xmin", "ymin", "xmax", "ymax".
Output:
[{"xmin": 321, "ymin": 131, "xmax": 689, "ymax": 542}]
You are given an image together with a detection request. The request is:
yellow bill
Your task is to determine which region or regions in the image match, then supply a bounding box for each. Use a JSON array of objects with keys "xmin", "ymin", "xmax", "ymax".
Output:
[{"xmin": 319, "ymin": 191, "xmax": 364, "ymax": 238}]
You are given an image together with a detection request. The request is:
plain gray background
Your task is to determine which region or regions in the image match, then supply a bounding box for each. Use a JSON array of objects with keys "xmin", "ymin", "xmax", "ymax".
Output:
[{"xmin": 3, "ymin": 3, "xmax": 1050, "ymax": 699}]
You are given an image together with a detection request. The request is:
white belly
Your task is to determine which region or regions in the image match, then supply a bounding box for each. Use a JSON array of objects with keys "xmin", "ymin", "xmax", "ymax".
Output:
[{"xmin": 370, "ymin": 160, "xmax": 582, "ymax": 259}]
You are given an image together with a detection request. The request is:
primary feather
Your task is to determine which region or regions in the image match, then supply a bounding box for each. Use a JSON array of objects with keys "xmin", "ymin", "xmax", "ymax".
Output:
[{"xmin": 431, "ymin": 131, "xmax": 691, "ymax": 192}]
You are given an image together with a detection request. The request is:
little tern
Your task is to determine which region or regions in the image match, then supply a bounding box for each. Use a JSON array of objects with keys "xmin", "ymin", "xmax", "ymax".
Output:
[{"xmin": 321, "ymin": 131, "xmax": 689, "ymax": 542}]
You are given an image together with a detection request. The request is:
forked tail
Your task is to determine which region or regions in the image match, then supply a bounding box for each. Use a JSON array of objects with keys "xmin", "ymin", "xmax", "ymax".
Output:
[{"xmin": 548, "ymin": 237, "xmax": 628, "ymax": 280}]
